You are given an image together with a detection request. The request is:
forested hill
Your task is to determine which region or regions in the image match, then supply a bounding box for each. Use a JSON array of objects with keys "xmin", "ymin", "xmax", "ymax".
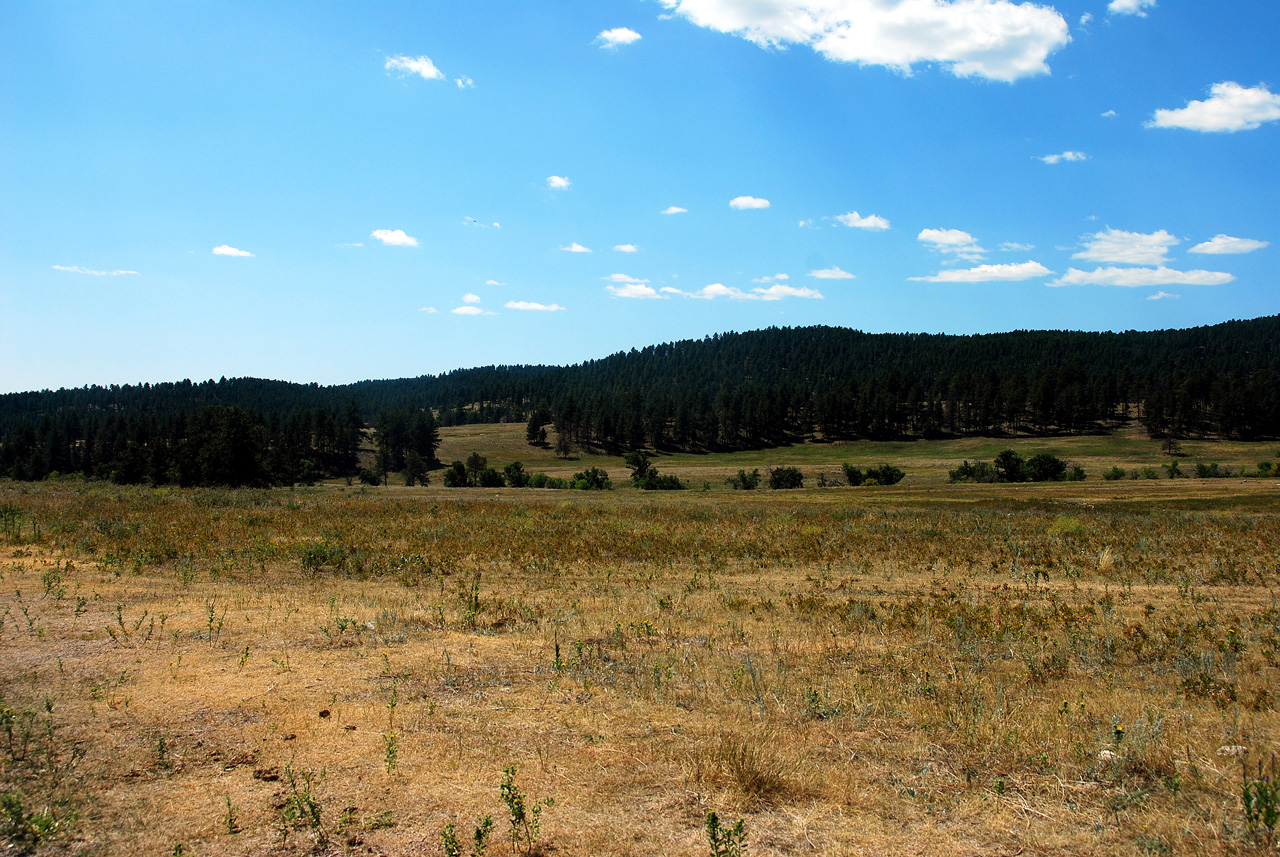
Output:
[{"xmin": 2, "ymin": 317, "xmax": 1279, "ymax": 484}]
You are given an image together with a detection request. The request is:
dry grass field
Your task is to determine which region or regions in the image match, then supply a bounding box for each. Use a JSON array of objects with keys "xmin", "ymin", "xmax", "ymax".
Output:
[{"xmin": 2, "ymin": 432, "xmax": 1280, "ymax": 856}]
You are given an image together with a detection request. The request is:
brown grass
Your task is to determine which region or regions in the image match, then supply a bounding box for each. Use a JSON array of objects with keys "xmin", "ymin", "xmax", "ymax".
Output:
[{"xmin": 1, "ymin": 474, "xmax": 1278, "ymax": 855}]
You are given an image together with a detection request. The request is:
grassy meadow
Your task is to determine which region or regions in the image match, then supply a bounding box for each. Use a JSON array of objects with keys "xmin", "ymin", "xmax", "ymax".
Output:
[{"xmin": 2, "ymin": 428, "xmax": 1280, "ymax": 855}]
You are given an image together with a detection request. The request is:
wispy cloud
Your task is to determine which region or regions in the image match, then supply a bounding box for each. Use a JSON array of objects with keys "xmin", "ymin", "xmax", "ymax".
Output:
[
  {"xmin": 999, "ymin": 242, "xmax": 1034, "ymax": 252},
  {"xmin": 836, "ymin": 211, "xmax": 890, "ymax": 230},
  {"xmin": 910, "ymin": 261, "xmax": 1052, "ymax": 282},
  {"xmin": 729, "ymin": 196, "xmax": 770, "ymax": 210},
  {"xmin": 420, "ymin": 307, "xmax": 438, "ymax": 313},
  {"xmin": 485, "ymin": 279, "xmax": 507, "ymax": 286},
  {"xmin": 918, "ymin": 228, "xmax": 985, "ymax": 261},
  {"xmin": 506, "ymin": 301, "xmax": 566, "ymax": 311},
  {"xmin": 1108, "ymin": 0, "xmax": 1156, "ymax": 17},
  {"xmin": 1038, "ymin": 150, "xmax": 1087, "ymax": 164},
  {"xmin": 1050, "ymin": 266, "xmax": 1234, "ymax": 287},
  {"xmin": 658, "ymin": 0, "xmax": 1070, "ymax": 82},
  {"xmin": 213, "ymin": 245, "xmax": 254, "ymax": 257},
  {"xmin": 561, "ymin": 242, "xmax": 592, "ymax": 253},
  {"xmin": 1073, "ymin": 228, "xmax": 1176, "ymax": 265},
  {"xmin": 604, "ymin": 273, "xmax": 650, "ymax": 284},
  {"xmin": 614, "ymin": 244, "xmax": 638, "ymax": 253},
  {"xmin": 1147, "ymin": 291, "xmax": 1179, "ymax": 301},
  {"xmin": 452, "ymin": 305, "xmax": 484, "ymax": 315},
  {"xmin": 371, "ymin": 229, "xmax": 418, "ymax": 247},
  {"xmin": 596, "ymin": 27, "xmax": 642, "ymax": 49},
  {"xmin": 661, "ymin": 205, "xmax": 688, "ymax": 215},
  {"xmin": 1189, "ymin": 234, "xmax": 1270, "ymax": 254},
  {"xmin": 666, "ymin": 282, "xmax": 822, "ymax": 301},
  {"xmin": 1148, "ymin": 82, "xmax": 1280, "ymax": 133},
  {"xmin": 52, "ymin": 265, "xmax": 138, "ymax": 276},
  {"xmin": 1102, "ymin": 109, "xmax": 1117, "ymax": 118},
  {"xmin": 547, "ymin": 175, "xmax": 571, "ymax": 190},
  {"xmin": 607, "ymin": 283, "xmax": 662, "ymax": 299},
  {"xmin": 462, "ymin": 293, "xmax": 481, "ymax": 304},
  {"xmin": 752, "ymin": 273, "xmax": 790, "ymax": 283},
  {"xmin": 808, "ymin": 267, "xmax": 854, "ymax": 280},
  {"xmin": 455, "ymin": 76, "xmax": 474, "ymax": 89},
  {"xmin": 464, "ymin": 216, "xmax": 499, "ymax": 228},
  {"xmin": 336, "ymin": 242, "xmax": 364, "ymax": 248},
  {"xmin": 385, "ymin": 55, "xmax": 445, "ymax": 81}
]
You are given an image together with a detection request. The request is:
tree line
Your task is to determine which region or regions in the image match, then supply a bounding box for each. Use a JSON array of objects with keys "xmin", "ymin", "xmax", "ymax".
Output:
[{"xmin": 2, "ymin": 318, "xmax": 1278, "ymax": 485}]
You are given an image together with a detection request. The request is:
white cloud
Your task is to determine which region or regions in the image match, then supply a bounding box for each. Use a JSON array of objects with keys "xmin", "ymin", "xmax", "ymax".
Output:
[
  {"xmin": 1189, "ymin": 234, "xmax": 1270, "ymax": 255},
  {"xmin": 506, "ymin": 301, "xmax": 566, "ymax": 311},
  {"xmin": 462, "ymin": 293, "xmax": 481, "ymax": 304},
  {"xmin": 1148, "ymin": 82, "xmax": 1280, "ymax": 133},
  {"xmin": 661, "ymin": 206, "xmax": 688, "ymax": 215},
  {"xmin": 1108, "ymin": 0, "xmax": 1155, "ymax": 16},
  {"xmin": 463, "ymin": 216, "xmax": 499, "ymax": 229},
  {"xmin": 607, "ymin": 283, "xmax": 662, "ymax": 299},
  {"xmin": 1073, "ymin": 228, "xmax": 1176, "ymax": 265},
  {"xmin": 604, "ymin": 273, "xmax": 650, "ymax": 284},
  {"xmin": 455, "ymin": 76, "xmax": 474, "ymax": 89},
  {"xmin": 808, "ymin": 266, "xmax": 855, "ymax": 279},
  {"xmin": 658, "ymin": 0, "xmax": 1070, "ymax": 83},
  {"xmin": 596, "ymin": 27, "xmax": 642, "ymax": 48},
  {"xmin": 385, "ymin": 55, "xmax": 445, "ymax": 81},
  {"xmin": 836, "ymin": 211, "xmax": 890, "ymax": 230},
  {"xmin": 1079, "ymin": 12, "xmax": 1093, "ymax": 26},
  {"xmin": 752, "ymin": 273, "xmax": 790, "ymax": 283},
  {"xmin": 452, "ymin": 306, "xmax": 485, "ymax": 315},
  {"xmin": 547, "ymin": 175, "xmax": 571, "ymax": 190},
  {"xmin": 336, "ymin": 242, "xmax": 364, "ymax": 248},
  {"xmin": 371, "ymin": 229, "xmax": 418, "ymax": 247},
  {"xmin": 1038, "ymin": 150, "xmax": 1087, "ymax": 164},
  {"xmin": 1049, "ymin": 266, "xmax": 1235, "ymax": 287},
  {"xmin": 798, "ymin": 219, "xmax": 816, "ymax": 228},
  {"xmin": 1147, "ymin": 291, "xmax": 1178, "ymax": 301},
  {"xmin": 910, "ymin": 261, "xmax": 1052, "ymax": 282},
  {"xmin": 1102, "ymin": 109, "xmax": 1116, "ymax": 118},
  {"xmin": 730, "ymin": 195, "xmax": 770, "ymax": 210},
  {"xmin": 754, "ymin": 284, "xmax": 823, "ymax": 300},
  {"xmin": 667, "ymin": 282, "xmax": 823, "ymax": 300},
  {"xmin": 614, "ymin": 244, "xmax": 639, "ymax": 253},
  {"xmin": 999, "ymin": 241, "xmax": 1034, "ymax": 252},
  {"xmin": 420, "ymin": 307, "xmax": 438, "ymax": 313},
  {"xmin": 918, "ymin": 228, "xmax": 985, "ymax": 260},
  {"xmin": 213, "ymin": 245, "xmax": 254, "ymax": 257},
  {"xmin": 560, "ymin": 242, "xmax": 592, "ymax": 253},
  {"xmin": 485, "ymin": 279, "xmax": 506, "ymax": 286},
  {"xmin": 52, "ymin": 265, "xmax": 138, "ymax": 276}
]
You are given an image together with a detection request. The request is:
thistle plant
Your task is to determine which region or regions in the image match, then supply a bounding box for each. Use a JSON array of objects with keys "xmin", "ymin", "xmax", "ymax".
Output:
[{"xmin": 500, "ymin": 765, "xmax": 553, "ymax": 854}]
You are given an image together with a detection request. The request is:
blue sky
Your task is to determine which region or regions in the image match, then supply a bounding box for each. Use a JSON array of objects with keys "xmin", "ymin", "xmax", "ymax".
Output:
[{"xmin": 2, "ymin": 0, "xmax": 1277, "ymax": 393}]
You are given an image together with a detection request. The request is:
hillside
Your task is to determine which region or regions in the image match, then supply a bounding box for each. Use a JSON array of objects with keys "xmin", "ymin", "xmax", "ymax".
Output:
[{"xmin": 2, "ymin": 318, "xmax": 1278, "ymax": 484}]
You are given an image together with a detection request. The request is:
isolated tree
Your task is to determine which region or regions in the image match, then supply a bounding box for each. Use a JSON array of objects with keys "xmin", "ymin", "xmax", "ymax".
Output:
[{"xmin": 464, "ymin": 452, "xmax": 488, "ymax": 487}]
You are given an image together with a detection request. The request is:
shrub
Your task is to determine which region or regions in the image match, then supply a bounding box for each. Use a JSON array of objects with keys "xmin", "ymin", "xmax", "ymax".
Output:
[
  {"xmin": 841, "ymin": 463, "xmax": 864, "ymax": 486},
  {"xmin": 625, "ymin": 451, "xmax": 684, "ymax": 490},
  {"xmin": 571, "ymin": 467, "xmax": 611, "ymax": 490},
  {"xmin": 726, "ymin": 469, "xmax": 761, "ymax": 490},
  {"xmin": 1194, "ymin": 462, "xmax": 1230, "ymax": 479},
  {"xmin": 1026, "ymin": 453, "xmax": 1067, "ymax": 482},
  {"xmin": 442, "ymin": 461, "xmax": 469, "ymax": 487},
  {"xmin": 865, "ymin": 463, "xmax": 905, "ymax": 485},
  {"xmin": 358, "ymin": 469, "xmax": 382, "ymax": 486},
  {"xmin": 504, "ymin": 461, "xmax": 530, "ymax": 488},
  {"xmin": 476, "ymin": 468, "xmax": 506, "ymax": 488},
  {"xmin": 994, "ymin": 449, "xmax": 1028, "ymax": 483},
  {"xmin": 767, "ymin": 466, "xmax": 803, "ymax": 490},
  {"xmin": 1102, "ymin": 466, "xmax": 1127, "ymax": 481},
  {"xmin": 948, "ymin": 460, "xmax": 997, "ymax": 483}
]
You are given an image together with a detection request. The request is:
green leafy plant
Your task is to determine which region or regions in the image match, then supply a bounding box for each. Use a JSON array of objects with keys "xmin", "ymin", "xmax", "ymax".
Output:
[
  {"xmin": 280, "ymin": 763, "xmax": 326, "ymax": 848},
  {"xmin": 442, "ymin": 815, "xmax": 494, "ymax": 857},
  {"xmin": 706, "ymin": 810, "xmax": 746, "ymax": 857},
  {"xmin": 1243, "ymin": 754, "xmax": 1280, "ymax": 847},
  {"xmin": 500, "ymin": 765, "xmax": 553, "ymax": 854}
]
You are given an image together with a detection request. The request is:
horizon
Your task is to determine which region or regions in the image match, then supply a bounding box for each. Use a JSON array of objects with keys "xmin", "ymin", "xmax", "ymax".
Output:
[
  {"xmin": 4, "ymin": 313, "xmax": 1273, "ymax": 397},
  {"xmin": 3, "ymin": 2, "xmax": 1277, "ymax": 395}
]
